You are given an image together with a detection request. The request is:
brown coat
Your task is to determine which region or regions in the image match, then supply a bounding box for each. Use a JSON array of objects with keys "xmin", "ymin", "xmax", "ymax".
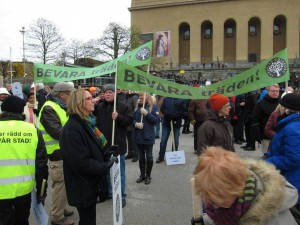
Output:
[
  {"xmin": 188, "ymin": 99, "xmax": 208, "ymax": 122},
  {"xmin": 197, "ymin": 109, "xmax": 234, "ymax": 154}
]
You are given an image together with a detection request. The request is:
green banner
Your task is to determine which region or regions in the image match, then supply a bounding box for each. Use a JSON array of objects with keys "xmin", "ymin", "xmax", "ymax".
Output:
[
  {"xmin": 34, "ymin": 41, "xmax": 152, "ymax": 83},
  {"xmin": 117, "ymin": 49, "xmax": 289, "ymax": 99}
]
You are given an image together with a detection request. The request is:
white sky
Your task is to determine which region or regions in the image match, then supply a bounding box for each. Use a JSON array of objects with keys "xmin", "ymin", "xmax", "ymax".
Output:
[{"xmin": 0, "ymin": 0, "xmax": 131, "ymax": 62}]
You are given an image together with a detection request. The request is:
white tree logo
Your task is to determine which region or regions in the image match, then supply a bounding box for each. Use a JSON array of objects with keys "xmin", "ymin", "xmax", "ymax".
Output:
[
  {"xmin": 136, "ymin": 47, "xmax": 151, "ymax": 61},
  {"xmin": 265, "ymin": 57, "xmax": 287, "ymax": 78}
]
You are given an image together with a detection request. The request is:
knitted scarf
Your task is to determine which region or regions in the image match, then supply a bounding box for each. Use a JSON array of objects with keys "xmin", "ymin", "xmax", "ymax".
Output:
[
  {"xmin": 82, "ymin": 114, "xmax": 108, "ymax": 148},
  {"xmin": 205, "ymin": 175, "xmax": 256, "ymax": 225}
]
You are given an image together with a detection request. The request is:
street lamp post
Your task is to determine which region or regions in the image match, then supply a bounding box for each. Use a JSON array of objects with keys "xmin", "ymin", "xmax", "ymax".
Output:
[{"xmin": 19, "ymin": 27, "xmax": 26, "ymax": 79}]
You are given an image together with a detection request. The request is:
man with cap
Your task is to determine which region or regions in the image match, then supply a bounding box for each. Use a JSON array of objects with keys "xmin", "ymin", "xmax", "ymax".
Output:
[
  {"xmin": 0, "ymin": 96, "xmax": 48, "ymax": 225},
  {"xmin": 38, "ymin": 82, "xmax": 75, "ymax": 225},
  {"xmin": 94, "ymin": 84, "xmax": 133, "ymax": 208},
  {"xmin": 0, "ymin": 87, "xmax": 10, "ymax": 114},
  {"xmin": 266, "ymin": 93, "xmax": 300, "ymax": 208},
  {"xmin": 196, "ymin": 93, "xmax": 234, "ymax": 155}
]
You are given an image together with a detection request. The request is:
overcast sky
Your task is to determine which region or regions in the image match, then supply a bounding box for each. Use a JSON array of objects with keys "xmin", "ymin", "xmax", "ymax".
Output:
[{"xmin": 0, "ymin": 0, "xmax": 131, "ymax": 62}]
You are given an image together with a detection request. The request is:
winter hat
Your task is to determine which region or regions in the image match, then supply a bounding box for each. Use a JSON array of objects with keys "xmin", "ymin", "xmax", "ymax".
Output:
[
  {"xmin": 89, "ymin": 87, "xmax": 97, "ymax": 92},
  {"xmin": 103, "ymin": 84, "xmax": 115, "ymax": 92},
  {"xmin": 0, "ymin": 87, "xmax": 10, "ymax": 95},
  {"xmin": 279, "ymin": 93, "xmax": 300, "ymax": 111},
  {"xmin": 1, "ymin": 95, "xmax": 26, "ymax": 113},
  {"xmin": 208, "ymin": 93, "xmax": 229, "ymax": 111},
  {"xmin": 53, "ymin": 82, "xmax": 75, "ymax": 92}
]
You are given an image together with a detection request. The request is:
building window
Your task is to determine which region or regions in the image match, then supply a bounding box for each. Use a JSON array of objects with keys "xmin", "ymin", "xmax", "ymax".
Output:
[
  {"xmin": 274, "ymin": 24, "xmax": 280, "ymax": 35},
  {"xmin": 183, "ymin": 30, "xmax": 190, "ymax": 40},
  {"xmin": 204, "ymin": 28, "xmax": 211, "ymax": 39},
  {"xmin": 249, "ymin": 25, "xmax": 256, "ymax": 36},
  {"xmin": 226, "ymin": 27, "xmax": 233, "ymax": 37}
]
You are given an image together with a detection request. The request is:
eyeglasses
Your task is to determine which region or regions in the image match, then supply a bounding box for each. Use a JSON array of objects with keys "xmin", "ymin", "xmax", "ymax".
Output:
[{"xmin": 85, "ymin": 97, "xmax": 93, "ymax": 101}]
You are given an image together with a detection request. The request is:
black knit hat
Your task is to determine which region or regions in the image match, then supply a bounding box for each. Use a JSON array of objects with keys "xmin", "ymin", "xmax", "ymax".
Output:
[
  {"xmin": 279, "ymin": 93, "xmax": 300, "ymax": 111},
  {"xmin": 1, "ymin": 95, "xmax": 26, "ymax": 113}
]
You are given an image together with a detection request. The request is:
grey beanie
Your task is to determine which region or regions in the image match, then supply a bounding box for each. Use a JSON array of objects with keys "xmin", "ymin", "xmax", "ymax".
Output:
[
  {"xmin": 103, "ymin": 84, "xmax": 115, "ymax": 92},
  {"xmin": 53, "ymin": 82, "xmax": 75, "ymax": 92}
]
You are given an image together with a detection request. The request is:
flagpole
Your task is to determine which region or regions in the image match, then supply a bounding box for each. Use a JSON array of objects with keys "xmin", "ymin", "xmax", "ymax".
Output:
[
  {"xmin": 111, "ymin": 64, "xmax": 118, "ymax": 146},
  {"xmin": 140, "ymin": 64, "xmax": 151, "ymax": 123}
]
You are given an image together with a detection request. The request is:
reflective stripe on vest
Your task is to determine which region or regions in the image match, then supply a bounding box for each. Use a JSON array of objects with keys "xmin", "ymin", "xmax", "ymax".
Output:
[
  {"xmin": 0, "ymin": 121, "xmax": 38, "ymax": 199},
  {"xmin": 38, "ymin": 101, "xmax": 68, "ymax": 155}
]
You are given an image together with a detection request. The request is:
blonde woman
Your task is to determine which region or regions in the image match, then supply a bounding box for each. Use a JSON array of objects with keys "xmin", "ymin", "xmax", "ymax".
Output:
[
  {"xmin": 192, "ymin": 146, "xmax": 297, "ymax": 225},
  {"xmin": 133, "ymin": 93, "xmax": 160, "ymax": 184}
]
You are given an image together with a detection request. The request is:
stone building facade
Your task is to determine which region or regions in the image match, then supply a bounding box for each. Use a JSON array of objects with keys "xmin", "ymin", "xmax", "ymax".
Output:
[{"xmin": 129, "ymin": 0, "xmax": 300, "ymax": 67}]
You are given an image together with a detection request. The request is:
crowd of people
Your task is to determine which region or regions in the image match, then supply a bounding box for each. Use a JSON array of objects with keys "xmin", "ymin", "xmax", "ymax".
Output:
[{"xmin": 1, "ymin": 80, "xmax": 300, "ymax": 225}]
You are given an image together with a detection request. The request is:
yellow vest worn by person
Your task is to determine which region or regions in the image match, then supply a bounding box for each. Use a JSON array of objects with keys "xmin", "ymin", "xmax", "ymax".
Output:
[
  {"xmin": 0, "ymin": 121, "xmax": 38, "ymax": 199},
  {"xmin": 38, "ymin": 101, "xmax": 68, "ymax": 155}
]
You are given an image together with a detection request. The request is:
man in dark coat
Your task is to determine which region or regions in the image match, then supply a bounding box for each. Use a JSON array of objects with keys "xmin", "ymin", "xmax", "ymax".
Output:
[
  {"xmin": 251, "ymin": 84, "xmax": 280, "ymax": 153},
  {"xmin": 94, "ymin": 84, "xmax": 133, "ymax": 208}
]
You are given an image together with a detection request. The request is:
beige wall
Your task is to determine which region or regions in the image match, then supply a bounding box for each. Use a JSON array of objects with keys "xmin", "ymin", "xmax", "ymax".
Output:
[{"xmin": 130, "ymin": 0, "xmax": 300, "ymax": 65}]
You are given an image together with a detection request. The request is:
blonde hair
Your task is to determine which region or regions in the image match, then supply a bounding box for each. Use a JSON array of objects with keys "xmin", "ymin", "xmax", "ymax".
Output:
[
  {"xmin": 67, "ymin": 89, "xmax": 86, "ymax": 117},
  {"xmin": 193, "ymin": 146, "xmax": 249, "ymax": 206},
  {"xmin": 138, "ymin": 92, "xmax": 154, "ymax": 112},
  {"xmin": 266, "ymin": 84, "xmax": 279, "ymax": 91}
]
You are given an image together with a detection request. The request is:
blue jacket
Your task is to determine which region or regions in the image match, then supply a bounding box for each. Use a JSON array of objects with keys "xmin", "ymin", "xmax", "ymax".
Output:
[
  {"xmin": 266, "ymin": 112, "xmax": 300, "ymax": 203},
  {"xmin": 133, "ymin": 104, "xmax": 160, "ymax": 145}
]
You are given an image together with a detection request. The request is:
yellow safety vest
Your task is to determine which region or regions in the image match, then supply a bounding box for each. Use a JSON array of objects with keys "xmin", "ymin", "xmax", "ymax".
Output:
[
  {"xmin": 0, "ymin": 121, "xmax": 38, "ymax": 199},
  {"xmin": 38, "ymin": 101, "xmax": 68, "ymax": 155}
]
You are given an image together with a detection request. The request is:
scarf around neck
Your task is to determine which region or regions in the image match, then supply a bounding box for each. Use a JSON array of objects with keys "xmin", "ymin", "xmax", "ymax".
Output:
[
  {"xmin": 82, "ymin": 114, "xmax": 108, "ymax": 148},
  {"xmin": 205, "ymin": 175, "xmax": 257, "ymax": 225}
]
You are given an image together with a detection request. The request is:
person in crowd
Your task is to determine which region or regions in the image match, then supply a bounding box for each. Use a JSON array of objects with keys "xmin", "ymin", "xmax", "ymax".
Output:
[
  {"xmin": 281, "ymin": 86, "xmax": 294, "ymax": 98},
  {"xmin": 5, "ymin": 84, "xmax": 13, "ymax": 95},
  {"xmin": 60, "ymin": 89, "xmax": 117, "ymax": 225},
  {"xmin": 0, "ymin": 87, "xmax": 10, "ymax": 114},
  {"xmin": 266, "ymin": 93, "xmax": 300, "ymax": 208},
  {"xmin": 23, "ymin": 92, "xmax": 39, "ymax": 126},
  {"xmin": 35, "ymin": 83, "xmax": 48, "ymax": 111},
  {"xmin": 89, "ymin": 86, "xmax": 98, "ymax": 98},
  {"xmin": 0, "ymin": 95, "xmax": 48, "ymax": 225},
  {"xmin": 39, "ymin": 82, "xmax": 75, "ymax": 225},
  {"xmin": 258, "ymin": 87, "xmax": 267, "ymax": 102},
  {"xmin": 264, "ymin": 103, "xmax": 286, "ymax": 152},
  {"xmin": 155, "ymin": 95, "xmax": 164, "ymax": 139},
  {"xmin": 124, "ymin": 90, "xmax": 139, "ymax": 162},
  {"xmin": 196, "ymin": 93, "xmax": 234, "ymax": 155},
  {"xmin": 116, "ymin": 88, "xmax": 126, "ymax": 103},
  {"xmin": 188, "ymin": 99, "xmax": 208, "ymax": 154},
  {"xmin": 251, "ymin": 84, "xmax": 280, "ymax": 153},
  {"xmin": 94, "ymin": 84, "xmax": 133, "ymax": 208},
  {"xmin": 88, "ymin": 86, "xmax": 101, "ymax": 105},
  {"xmin": 233, "ymin": 94, "xmax": 246, "ymax": 144},
  {"xmin": 182, "ymin": 100, "xmax": 192, "ymax": 134},
  {"xmin": 156, "ymin": 97, "xmax": 187, "ymax": 163},
  {"xmin": 133, "ymin": 92, "xmax": 159, "ymax": 185},
  {"xmin": 241, "ymin": 91, "xmax": 258, "ymax": 151},
  {"xmin": 191, "ymin": 146, "xmax": 298, "ymax": 225}
]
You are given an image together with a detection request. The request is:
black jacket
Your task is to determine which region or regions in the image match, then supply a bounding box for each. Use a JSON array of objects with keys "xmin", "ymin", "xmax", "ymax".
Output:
[
  {"xmin": 60, "ymin": 114, "xmax": 109, "ymax": 208},
  {"xmin": 251, "ymin": 94, "xmax": 279, "ymax": 140},
  {"xmin": 94, "ymin": 99, "xmax": 133, "ymax": 155}
]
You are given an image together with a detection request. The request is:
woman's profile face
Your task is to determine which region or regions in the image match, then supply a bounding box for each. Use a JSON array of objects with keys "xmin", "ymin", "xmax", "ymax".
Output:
[{"xmin": 84, "ymin": 90, "xmax": 95, "ymax": 116}]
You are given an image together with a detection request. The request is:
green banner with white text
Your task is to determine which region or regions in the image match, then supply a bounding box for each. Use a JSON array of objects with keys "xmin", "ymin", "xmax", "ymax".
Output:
[
  {"xmin": 34, "ymin": 41, "xmax": 152, "ymax": 83},
  {"xmin": 117, "ymin": 49, "xmax": 289, "ymax": 99}
]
